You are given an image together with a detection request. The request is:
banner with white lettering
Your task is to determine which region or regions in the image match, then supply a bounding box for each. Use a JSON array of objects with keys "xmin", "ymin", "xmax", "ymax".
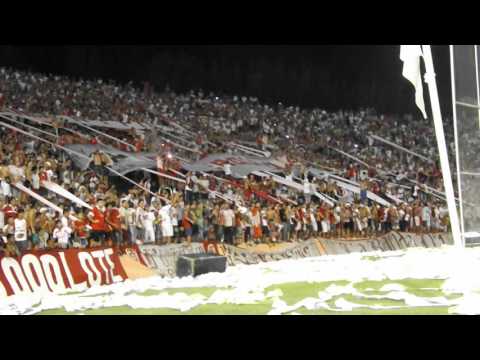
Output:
[{"xmin": 0, "ymin": 247, "xmax": 129, "ymax": 298}]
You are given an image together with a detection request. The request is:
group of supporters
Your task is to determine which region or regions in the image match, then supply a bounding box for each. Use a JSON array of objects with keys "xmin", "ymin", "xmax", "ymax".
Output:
[
  {"xmin": 0, "ymin": 187, "xmax": 449, "ymax": 259},
  {"xmin": 0, "ymin": 66, "xmax": 457, "ymax": 257},
  {"xmin": 0, "ymin": 133, "xmax": 449, "ymax": 258}
]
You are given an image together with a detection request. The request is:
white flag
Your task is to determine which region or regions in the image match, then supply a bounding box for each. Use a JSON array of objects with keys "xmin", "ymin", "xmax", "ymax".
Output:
[{"xmin": 400, "ymin": 45, "xmax": 427, "ymax": 119}]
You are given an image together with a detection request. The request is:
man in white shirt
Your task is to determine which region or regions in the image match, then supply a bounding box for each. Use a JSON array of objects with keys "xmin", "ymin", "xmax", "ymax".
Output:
[
  {"xmin": 159, "ymin": 204, "xmax": 174, "ymax": 244},
  {"xmin": 0, "ymin": 199, "xmax": 4, "ymax": 229},
  {"xmin": 62, "ymin": 169, "xmax": 72, "ymax": 186},
  {"xmin": 226, "ymin": 184, "xmax": 234, "ymax": 198},
  {"xmin": 185, "ymin": 172, "xmax": 194, "ymax": 204},
  {"xmin": 198, "ymin": 176, "xmax": 210, "ymax": 201},
  {"xmin": 46, "ymin": 167, "xmax": 55, "ymax": 182},
  {"xmin": 143, "ymin": 206, "xmax": 156, "ymax": 244},
  {"xmin": 54, "ymin": 221, "xmax": 73, "ymax": 249},
  {"xmin": 31, "ymin": 168, "xmax": 41, "ymax": 190},
  {"xmin": 191, "ymin": 173, "xmax": 199, "ymax": 202},
  {"xmin": 224, "ymin": 163, "xmax": 232, "ymax": 177},
  {"xmin": 52, "ymin": 222, "xmax": 64, "ymax": 248},
  {"xmin": 125, "ymin": 201, "xmax": 138, "ymax": 245},
  {"xmin": 422, "ymin": 203, "xmax": 432, "ymax": 232},
  {"xmin": 1, "ymin": 178, "xmax": 11, "ymax": 198},
  {"xmin": 303, "ymin": 178, "xmax": 311, "ymax": 205},
  {"xmin": 14, "ymin": 210, "xmax": 29, "ymax": 253},
  {"xmin": 119, "ymin": 200, "xmax": 131, "ymax": 244},
  {"xmin": 221, "ymin": 204, "xmax": 236, "ymax": 245},
  {"xmin": 135, "ymin": 200, "xmax": 146, "ymax": 244}
]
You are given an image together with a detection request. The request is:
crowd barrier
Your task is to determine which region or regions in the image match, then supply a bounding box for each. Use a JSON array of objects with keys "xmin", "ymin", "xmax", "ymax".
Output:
[
  {"xmin": 317, "ymin": 232, "xmax": 453, "ymax": 255},
  {"xmin": 135, "ymin": 232, "xmax": 453, "ymax": 275}
]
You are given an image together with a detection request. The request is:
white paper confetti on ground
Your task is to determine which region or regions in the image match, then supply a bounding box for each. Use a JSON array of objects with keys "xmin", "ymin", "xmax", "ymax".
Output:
[{"xmin": 2, "ymin": 245, "xmax": 480, "ymax": 315}]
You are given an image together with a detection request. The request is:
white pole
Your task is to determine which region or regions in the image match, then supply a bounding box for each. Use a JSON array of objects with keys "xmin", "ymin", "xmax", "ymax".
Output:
[
  {"xmin": 141, "ymin": 168, "xmax": 186, "ymax": 184},
  {"xmin": 6, "ymin": 111, "xmax": 91, "ymax": 140},
  {"xmin": 232, "ymin": 142, "xmax": 270, "ymax": 157},
  {"xmin": 0, "ymin": 113, "xmax": 57, "ymax": 139},
  {"xmin": 157, "ymin": 134, "xmax": 201, "ymax": 154},
  {"xmin": 60, "ymin": 116, "xmax": 136, "ymax": 151},
  {"xmin": 328, "ymin": 147, "xmax": 371, "ymax": 168},
  {"xmin": 370, "ymin": 134, "xmax": 433, "ymax": 163},
  {"xmin": 154, "ymin": 125, "xmax": 198, "ymax": 147},
  {"xmin": 450, "ymin": 45, "xmax": 465, "ymax": 247},
  {"xmin": 475, "ymin": 45, "xmax": 480, "ymax": 132},
  {"xmin": 422, "ymin": 45, "xmax": 462, "ymax": 248}
]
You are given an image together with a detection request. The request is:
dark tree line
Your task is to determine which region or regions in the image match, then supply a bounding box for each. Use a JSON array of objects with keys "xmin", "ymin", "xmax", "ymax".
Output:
[{"xmin": 0, "ymin": 45, "xmax": 452, "ymax": 115}]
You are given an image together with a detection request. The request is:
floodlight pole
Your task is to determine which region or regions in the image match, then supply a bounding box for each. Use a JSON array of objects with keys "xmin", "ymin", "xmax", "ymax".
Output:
[{"xmin": 422, "ymin": 45, "xmax": 463, "ymax": 248}]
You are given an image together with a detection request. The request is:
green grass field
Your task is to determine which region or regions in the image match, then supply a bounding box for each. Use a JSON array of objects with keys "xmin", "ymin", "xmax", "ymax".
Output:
[{"xmin": 37, "ymin": 278, "xmax": 461, "ymax": 315}]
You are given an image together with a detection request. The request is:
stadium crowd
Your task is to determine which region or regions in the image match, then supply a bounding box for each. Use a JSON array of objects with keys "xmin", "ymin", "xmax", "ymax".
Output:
[{"xmin": 0, "ymin": 67, "xmax": 454, "ymax": 256}]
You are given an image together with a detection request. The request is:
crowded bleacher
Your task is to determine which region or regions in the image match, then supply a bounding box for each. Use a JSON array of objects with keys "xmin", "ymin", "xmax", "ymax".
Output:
[{"xmin": 0, "ymin": 66, "xmax": 455, "ymax": 256}]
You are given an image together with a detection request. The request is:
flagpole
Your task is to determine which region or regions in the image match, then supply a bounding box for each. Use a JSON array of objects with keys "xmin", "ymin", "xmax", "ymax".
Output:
[
  {"xmin": 422, "ymin": 45, "xmax": 462, "ymax": 248},
  {"xmin": 369, "ymin": 134, "xmax": 433, "ymax": 163},
  {"xmin": 60, "ymin": 115, "xmax": 136, "ymax": 151},
  {"xmin": 450, "ymin": 45, "xmax": 466, "ymax": 247}
]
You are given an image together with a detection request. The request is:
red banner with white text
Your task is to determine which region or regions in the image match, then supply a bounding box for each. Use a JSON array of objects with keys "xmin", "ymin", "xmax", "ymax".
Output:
[{"xmin": 0, "ymin": 247, "xmax": 131, "ymax": 298}]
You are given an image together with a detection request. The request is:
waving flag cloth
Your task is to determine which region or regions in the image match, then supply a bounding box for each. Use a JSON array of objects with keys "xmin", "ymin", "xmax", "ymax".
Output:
[{"xmin": 400, "ymin": 45, "xmax": 428, "ymax": 119}]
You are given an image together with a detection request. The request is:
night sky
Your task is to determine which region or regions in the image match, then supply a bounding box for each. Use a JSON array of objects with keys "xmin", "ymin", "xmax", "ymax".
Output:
[{"xmin": 0, "ymin": 45, "xmax": 452, "ymax": 115}]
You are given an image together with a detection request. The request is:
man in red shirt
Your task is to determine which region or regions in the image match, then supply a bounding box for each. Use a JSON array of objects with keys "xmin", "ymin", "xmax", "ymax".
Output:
[
  {"xmin": 87, "ymin": 200, "xmax": 107, "ymax": 247},
  {"xmin": 39, "ymin": 167, "xmax": 49, "ymax": 183},
  {"xmin": 105, "ymin": 203, "xmax": 122, "ymax": 247},
  {"xmin": 3, "ymin": 199, "xmax": 17, "ymax": 220},
  {"xmin": 119, "ymin": 139, "xmax": 128, "ymax": 151},
  {"xmin": 346, "ymin": 164, "xmax": 357, "ymax": 181},
  {"xmin": 135, "ymin": 137, "xmax": 144, "ymax": 152},
  {"xmin": 74, "ymin": 212, "xmax": 89, "ymax": 248}
]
